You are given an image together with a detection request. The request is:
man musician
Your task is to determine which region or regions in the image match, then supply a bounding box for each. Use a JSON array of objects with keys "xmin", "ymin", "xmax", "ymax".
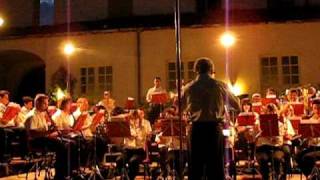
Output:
[
  {"xmin": 25, "ymin": 94, "xmax": 76, "ymax": 179},
  {"xmin": 146, "ymin": 77, "xmax": 168, "ymax": 124},
  {"xmin": 181, "ymin": 58, "xmax": 240, "ymax": 180}
]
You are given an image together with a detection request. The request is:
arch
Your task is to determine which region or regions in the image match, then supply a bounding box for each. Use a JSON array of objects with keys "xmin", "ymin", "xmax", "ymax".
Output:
[{"xmin": 0, "ymin": 50, "xmax": 46, "ymax": 103}]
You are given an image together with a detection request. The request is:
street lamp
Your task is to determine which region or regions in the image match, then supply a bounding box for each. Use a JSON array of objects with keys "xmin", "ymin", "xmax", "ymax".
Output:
[
  {"xmin": 63, "ymin": 42, "xmax": 75, "ymax": 56},
  {"xmin": 220, "ymin": 32, "xmax": 236, "ymax": 48},
  {"xmin": 0, "ymin": 17, "xmax": 4, "ymax": 27},
  {"xmin": 62, "ymin": 42, "xmax": 76, "ymax": 92}
]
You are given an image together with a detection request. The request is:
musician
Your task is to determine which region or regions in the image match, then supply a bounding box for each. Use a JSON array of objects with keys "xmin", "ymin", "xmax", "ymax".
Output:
[
  {"xmin": 98, "ymin": 91, "xmax": 115, "ymax": 114},
  {"xmin": 296, "ymin": 99, "xmax": 320, "ymax": 177},
  {"xmin": 25, "ymin": 94, "xmax": 75, "ymax": 179},
  {"xmin": 15, "ymin": 96, "xmax": 33, "ymax": 127},
  {"xmin": 52, "ymin": 97, "xmax": 74, "ymax": 130},
  {"xmin": 255, "ymin": 103, "xmax": 295, "ymax": 180},
  {"xmin": 252, "ymin": 93, "xmax": 263, "ymax": 114},
  {"xmin": 146, "ymin": 77, "xmax": 168, "ymax": 124},
  {"xmin": 181, "ymin": 58, "xmax": 240, "ymax": 180},
  {"xmin": 74, "ymin": 97, "xmax": 109, "ymax": 165},
  {"xmin": 236, "ymin": 99, "xmax": 259, "ymax": 161},
  {"xmin": 0, "ymin": 90, "xmax": 16, "ymax": 127},
  {"xmin": 117, "ymin": 109, "xmax": 152, "ymax": 180}
]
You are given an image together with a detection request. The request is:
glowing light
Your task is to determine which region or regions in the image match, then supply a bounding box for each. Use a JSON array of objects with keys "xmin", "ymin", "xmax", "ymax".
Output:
[
  {"xmin": 63, "ymin": 42, "xmax": 75, "ymax": 56},
  {"xmin": 220, "ymin": 32, "xmax": 236, "ymax": 48},
  {"xmin": 0, "ymin": 17, "xmax": 4, "ymax": 27},
  {"xmin": 56, "ymin": 88, "xmax": 66, "ymax": 100},
  {"xmin": 228, "ymin": 83, "xmax": 242, "ymax": 96}
]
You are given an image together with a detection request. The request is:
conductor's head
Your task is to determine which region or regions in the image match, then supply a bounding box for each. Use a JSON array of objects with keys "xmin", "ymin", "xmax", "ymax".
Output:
[{"xmin": 194, "ymin": 57, "xmax": 214, "ymax": 75}]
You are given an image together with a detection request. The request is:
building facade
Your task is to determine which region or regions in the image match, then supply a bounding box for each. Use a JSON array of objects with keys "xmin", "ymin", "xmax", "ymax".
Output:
[{"xmin": 1, "ymin": 21, "xmax": 320, "ymax": 105}]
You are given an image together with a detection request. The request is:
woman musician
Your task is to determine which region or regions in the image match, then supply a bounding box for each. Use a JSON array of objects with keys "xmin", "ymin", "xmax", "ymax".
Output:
[
  {"xmin": 255, "ymin": 103, "xmax": 295, "ymax": 180},
  {"xmin": 116, "ymin": 109, "xmax": 152, "ymax": 180},
  {"xmin": 235, "ymin": 98, "xmax": 260, "ymax": 171}
]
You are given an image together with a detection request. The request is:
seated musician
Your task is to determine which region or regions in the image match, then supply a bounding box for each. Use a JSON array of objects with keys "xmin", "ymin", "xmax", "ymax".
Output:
[
  {"xmin": 296, "ymin": 99, "xmax": 320, "ymax": 177},
  {"xmin": 15, "ymin": 96, "xmax": 33, "ymax": 128},
  {"xmin": 74, "ymin": 97, "xmax": 108, "ymax": 165},
  {"xmin": 98, "ymin": 91, "xmax": 115, "ymax": 115},
  {"xmin": 255, "ymin": 103, "xmax": 295, "ymax": 180},
  {"xmin": 235, "ymin": 98, "xmax": 259, "ymax": 161},
  {"xmin": 117, "ymin": 109, "xmax": 152, "ymax": 180},
  {"xmin": 25, "ymin": 94, "xmax": 75, "ymax": 179},
  {"xmin": 265, "ymin": 88, "xmax": 281, "ymax": 108},
  {"xmin": 0, "ymin": 90, "xmax": 27, "ymax": 162},
  {"xmin": 155, "ymin": 111, "xmax": 188, "ymax": 178},
  {"xmin": 251, "ymin": 93, "xmax": 263, "ymax": 114},
  {"xmin": 52, "ymin": 97, "xmax": 74, "ymax": 130}
]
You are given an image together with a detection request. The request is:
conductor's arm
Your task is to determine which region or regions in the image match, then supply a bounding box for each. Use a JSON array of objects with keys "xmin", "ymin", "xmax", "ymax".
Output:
[{"xmin": 221, "ymin": 83, "xmax": 240, "ymax": 112}]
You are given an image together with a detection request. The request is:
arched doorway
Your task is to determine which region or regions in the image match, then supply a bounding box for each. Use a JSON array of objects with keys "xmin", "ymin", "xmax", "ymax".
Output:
[{"xmin": 0, "ymin": 50, "xmax": 45, "ymax": 103}]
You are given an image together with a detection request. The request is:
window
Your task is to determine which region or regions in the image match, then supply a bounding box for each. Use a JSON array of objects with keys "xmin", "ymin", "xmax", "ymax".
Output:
[
  {"xmin": 168, "ymin": 62, "xmax": 184, "ymax": 91},
  {"xmin": 80, "ymin": 67, "xmax": 95, "ymax": 94},
  {"xmin": 281, "ymin": 56, "xmax": 299, "ymax": 85},
  {"xmin": 40, "ymin": 0, "xmax": 55, "ymax": 26},
  {"xmin": 260, "ymin": 56, "xmax": 279, "ymax": 89},
  {"xmin": 98, "ymin": 66, "xmax": 113, "ymax": 93},
  {"xmin": 187, "ymin": 61, "xmax": 196, "ymax": 82}
]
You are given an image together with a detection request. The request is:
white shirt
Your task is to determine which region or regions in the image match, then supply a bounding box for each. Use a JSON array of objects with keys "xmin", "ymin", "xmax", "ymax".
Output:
[
  {"xmin": 15, "ymin": 106, "xmax": 31, "ymax": 128},
  {"xmin": 28, "ymin": 109, "xmax": 49, "ymax": 131},
  {"xmin": 146, "ymin": 86, "xmax": 167, "ymax": 103},
  {"xmin": 52, "ymin": 110, "xmax": 74, "ymax": 130},
  {"xmin": 124, "ymin": 118, "xmax": 152, "ymax": 149}
]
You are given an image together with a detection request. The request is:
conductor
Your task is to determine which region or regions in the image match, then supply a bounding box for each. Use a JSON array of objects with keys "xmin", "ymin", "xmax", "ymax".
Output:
[{"xmin": 181, "ymin": 58, "xmax": 240, "ymax": 180}]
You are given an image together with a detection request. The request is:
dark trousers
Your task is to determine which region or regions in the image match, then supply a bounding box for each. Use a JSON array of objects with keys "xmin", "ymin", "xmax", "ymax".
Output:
[
  {"xmin": 189, "ymin": 121, "xmax": 224, "ymax": 180},
  {"xmin": 116, "ymin": 148, "xmax": 145, "ymax": 180},
  {"xmin": 147, "ymin": 104, "xmax": 163, "ymax": 125},
  {"xmin": 159, "ymin": 148, "xmax": 188, "ymax": 177},
  {"xmin": 256, "ymin": 145, "xmax": 287, "ymax": 180}
]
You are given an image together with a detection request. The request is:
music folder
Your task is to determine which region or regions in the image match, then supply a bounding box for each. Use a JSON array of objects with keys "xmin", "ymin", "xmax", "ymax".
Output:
[
  {"xmin": 1, "ymin": 103, "xmax": 20, "ymax": 124},
  {"xmin": 73, "ymin": 112, "xmax": 88, "ymax": 131},
  {"xmin": 299, "ymin": 120, "xmax": 320, "ymax": 138},
  {"xmin": 237, "ymin": 114, "xmax": 256, "ymax": 126},
  {"xmin": 262, "ymin": 98, "xmax": 277, "ymax": 106},
  {"xmin": 291, "ymin": 103, "xmax": 304, "ymax": 116},
  {"xmin": 151, "ymin": 92, "xmax": 168, "ymax": 104},
  {"xmin": 91, "ymin": 109, "xmax": 105, "ymax": 128},
  {"xmin": 259, "ymin": 114, "xmax": 279, "ymax": 137},
  {"xmin": 289, "ymin": 117, "xmax": 301, "ymax": 132}
]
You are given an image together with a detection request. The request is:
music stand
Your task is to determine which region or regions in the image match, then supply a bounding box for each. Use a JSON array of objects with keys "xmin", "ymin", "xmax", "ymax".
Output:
[
  {"xmin": 106, "ymin": 121, "xmax": 131, "ymax": 138},
  {"xmin": 299, "ymin": 120, "xmax": 320, "ymax": 138},
  {"xmin": 160, "ymin": 119, "xmax": 186, "ymax": 137},
  {"xmin": 259, "ymin": 114, "xmax": 279, "ymax": 137},
  {"xmin": 262, "ymin": 98, "xmax": 277, "ymax": 106},
  {"xmin": 151, "ymin": 92, "xmax": 168, "ymax": 104},
  {"xmin": 237, "ymin": 114, "xmax": 256, "ymax": 127},
  {"xmin": 291, "ymin": 103, "xmax": 304, "ymax": 116}
]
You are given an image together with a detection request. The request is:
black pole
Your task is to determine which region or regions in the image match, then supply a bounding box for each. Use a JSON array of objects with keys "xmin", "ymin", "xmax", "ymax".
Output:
[{"xmin": 174, "ymin": 0, "xmax": 184, "ymax": 179}]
